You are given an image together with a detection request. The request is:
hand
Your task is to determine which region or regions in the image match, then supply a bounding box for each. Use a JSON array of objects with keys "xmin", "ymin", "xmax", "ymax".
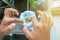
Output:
[
  {"xmin": 0, "ymin": 8, "xmax": 23, "ymax": 38},
  {"xmin": 23, "ymin": 10, "xmax": 53, "ymax": 40}
]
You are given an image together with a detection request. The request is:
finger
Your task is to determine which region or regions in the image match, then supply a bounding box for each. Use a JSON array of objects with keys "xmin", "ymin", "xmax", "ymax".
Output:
[
  {"xmin": 1, "ymin": 17, "xmax": 23, "ymax": 27},
  {"xmin": 31, "ymin": 16, "xmax": 38, "ymax": 27},
  {"xmin": 36, "ymin": 10, "xmax": 47, "ymax": 23},
  {"xmin": 6, "ymin": 18, "xmax": 23, "ymax": 25},
  {"xmin": 2, "ymin": 23, "xmax": 16, "ymax": 34},
  {"xmin": 46, "ymin": 16, "xmax": 53, "ymax": 29},
  {"xmin": 4, "ymin": 8, "xmax": 19, "ymax": 17},
  {"xmin": 36, "ymin": 10, "xmax": 50, "ymax": 31},
  {"xmin": 43, "ymin": 11, "xmax": 53, "ymax": 28},
  {"xmin": 0, "ymin": 23, "xmax": 16, "ymax": 35},
  {"xmin": 22, "ymin": 25, "xmax": 33, "ymax": 39}
]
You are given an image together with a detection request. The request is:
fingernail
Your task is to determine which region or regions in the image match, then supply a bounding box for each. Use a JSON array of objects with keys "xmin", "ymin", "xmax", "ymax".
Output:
[
  {"xmin": 12, "ymin": 23, "xmax": 16, "ymax": 26},
  {"xmin": 9, "ymin": 23, "xmax": 16, "ymax": 29},
  {"xmin": 11, "ymin": 23, "xmax": 16, "ymax": 27}
]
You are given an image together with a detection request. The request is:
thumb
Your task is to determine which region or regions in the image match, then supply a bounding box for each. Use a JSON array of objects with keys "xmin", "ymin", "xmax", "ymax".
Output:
[
  {"xmin": 22, "ymin": 25, "xmax": 33, "ymax": 39},
  {"xmin": 3, "ymin": 23, "xmax": 16, "ymax": 32}
]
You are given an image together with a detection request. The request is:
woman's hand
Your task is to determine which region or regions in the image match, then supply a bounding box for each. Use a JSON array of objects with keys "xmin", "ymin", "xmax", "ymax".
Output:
[
  {"xmin": 23, "ymin": 10, "xmax": 53, "ymax": 40},
  {"xmin": 0, "ymin": 8, "xmax": 23, "ymax": 38}
]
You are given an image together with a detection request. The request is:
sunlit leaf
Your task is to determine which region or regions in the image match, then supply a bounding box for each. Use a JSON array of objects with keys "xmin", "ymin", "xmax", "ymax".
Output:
[{"xmin": 30, "ymin": 0, "xmax": 35, "ymax": 6}]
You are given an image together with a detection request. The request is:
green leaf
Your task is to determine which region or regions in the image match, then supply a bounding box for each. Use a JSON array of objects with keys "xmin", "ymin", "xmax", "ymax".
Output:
[
  {"xmin": 30, "ymin": 0, "xmax": 35, "ymax": 6},
  {"xmin": 2, "ymin": 0, "xmax": 15, "ymax": 8}
]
